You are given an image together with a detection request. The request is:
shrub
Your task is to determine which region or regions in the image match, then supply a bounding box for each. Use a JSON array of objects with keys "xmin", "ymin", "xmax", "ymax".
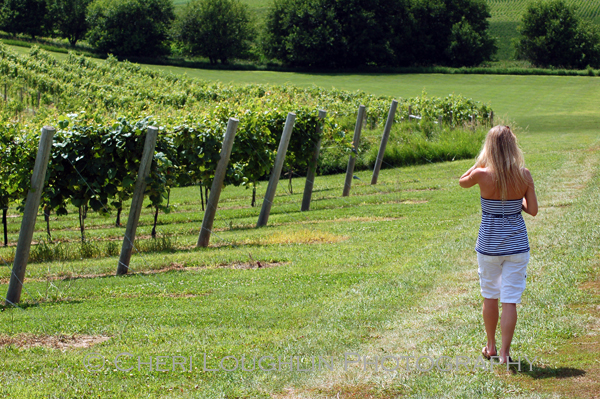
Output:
[
  {"xmin": 86, "ymin": 0, "xmax": 175, "ymax": 57},
  {"xmin": 174, "ymin": 0, "xmax": 253, "ymax": 64},
  {"xmin": 515, "ymin": 0, "xmax": 600, "ymax": 68}
]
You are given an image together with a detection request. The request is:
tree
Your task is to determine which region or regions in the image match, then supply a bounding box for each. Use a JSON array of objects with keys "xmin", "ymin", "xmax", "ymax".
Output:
[
  {"xmin": 515, "ymin": 0, "xmax": 600, "ymax": 68},
  {"xmin": 409, "ymin": 0, "xmax": 496, "ymax": 67},
  {"xmin": 175, "ymin": 0, "xmax": 253, "ymax": 64},
  {"xmin": 0, "ymin": 0, "xmax": 49, "ymax": 39},
  {"xmin": 263, "ymin": 0, "xmax": 414, "ymax": 68},
  {"xmin": 86, "ymin": 0, "xmax": 175, "ymax": 57},
  {"xmin": 447, "ymin": 17, "xmax": 497, "ymax": 67},
  {"xmin": 262, "ymin": 0, "xmax": 495, "ymax": 68},
  {"xmin": 48, "ymin": 0, "xmax": 92, "ymax": 46}
]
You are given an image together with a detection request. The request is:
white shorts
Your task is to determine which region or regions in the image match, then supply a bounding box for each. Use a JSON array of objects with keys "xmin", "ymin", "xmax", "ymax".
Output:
[{"xmin": 477, "ymin": 251, "xmax": 530, "ymax": 304}]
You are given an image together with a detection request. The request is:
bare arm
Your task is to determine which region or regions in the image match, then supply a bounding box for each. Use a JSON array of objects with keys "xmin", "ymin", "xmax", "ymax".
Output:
[
  {"xmin": 459, "ymin": 165, "xmax": 481, "ymax": 188},
  {"xmin": 522, "ymin": 169, "xmax": 538, "ymax": 216}
]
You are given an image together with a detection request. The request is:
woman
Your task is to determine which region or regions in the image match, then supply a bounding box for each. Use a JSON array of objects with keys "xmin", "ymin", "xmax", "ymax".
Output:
[{"xmin": 459, "ymin": 125, "xmax": 538, "ymax": 364}]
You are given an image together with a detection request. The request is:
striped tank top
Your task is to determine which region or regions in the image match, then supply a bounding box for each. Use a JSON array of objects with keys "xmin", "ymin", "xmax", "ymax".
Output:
[{"xmin": 475, "ymin": 197, "xmax": 530, "ymax": 256}]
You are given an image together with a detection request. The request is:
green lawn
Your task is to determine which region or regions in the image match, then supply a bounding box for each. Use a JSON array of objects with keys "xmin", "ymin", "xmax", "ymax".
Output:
[{"xmin": 1, "ymin": 54, "xmax": 599, "ymax": 397}]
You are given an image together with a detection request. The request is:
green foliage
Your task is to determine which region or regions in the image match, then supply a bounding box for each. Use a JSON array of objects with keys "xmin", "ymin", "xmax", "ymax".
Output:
[
  {"xmin": 364, "ymin": 121, "xmax": 487, "ymax": 168},
  {"xmin": 448, "ymin": 17, "xmax": 498, "ymax": 67},
  {"xmin": 263, "ymin": 0, "xmax": 496, "ymax": 68},
  {"xmin": 0, "ymin": 0, "xmax": 49, "ymax": 39},
  {"xmin": 174, "ymin": 0, "xmax": 254, "ymax": 64},
  {"xmin": 48, "ymin": 0, "xmax": 92, "ymax": 46},
  {"xmin": 86, "ymin": 0, "xmax": 175, "ymax": 57},
  {"xmin": 0, "ymin": 123, "xmax": 36, "ymax": 223},
  {"xmin": 262, "ymin": 0, "xmax": 414, "ymax": 68},
  {"xmin": 515, "ymin": 0, "xmax": 600, "ymax": 68},
  {"xmin": 409, "ymin": 0, "xmax": 496, "ymax": 67},
  {"xmin": 0, "ymin": 45, "xmax": 492, "ymax": 235}
]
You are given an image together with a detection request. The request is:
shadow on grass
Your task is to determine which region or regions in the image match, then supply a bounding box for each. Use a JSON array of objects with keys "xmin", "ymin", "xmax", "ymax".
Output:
[
  {"xmin": 514, "ymin": 360, "xmax": 586, "ymax": 379},
  {"xmin": 1, "ymin": 299, "xmax": 83, "ymax": 311}
]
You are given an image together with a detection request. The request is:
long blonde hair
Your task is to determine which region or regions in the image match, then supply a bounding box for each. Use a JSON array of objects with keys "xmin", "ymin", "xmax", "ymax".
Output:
[{"xmin": 475, "ymin": 125, "xmax": 527, "ymax": 200}]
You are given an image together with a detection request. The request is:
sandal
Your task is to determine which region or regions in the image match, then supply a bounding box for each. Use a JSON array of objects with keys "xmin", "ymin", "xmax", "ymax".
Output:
[{"xmin": 481, "ymin": 346, "xmax": 497, "ymax": 360}]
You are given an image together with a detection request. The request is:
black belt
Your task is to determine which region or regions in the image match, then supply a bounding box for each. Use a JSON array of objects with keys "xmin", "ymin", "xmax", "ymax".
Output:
[{"xmin": 482, "ymin": 211, "xmax": 522, "ymax": 218}]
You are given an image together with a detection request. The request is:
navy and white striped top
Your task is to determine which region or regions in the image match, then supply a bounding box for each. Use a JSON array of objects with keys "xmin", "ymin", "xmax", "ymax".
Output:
[{"xmin": 475, "ymin": 197, "xmax": 530, "ymax": 256}]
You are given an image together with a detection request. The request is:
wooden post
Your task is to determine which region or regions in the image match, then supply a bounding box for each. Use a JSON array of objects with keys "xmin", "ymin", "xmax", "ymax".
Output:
[
  {"xmin": 408, "ymin": 105, "xmax": 412, "ymax": 121},
  {"xmin": 5, "ymin": 126, "xmax": 55, "ymax": 305},
  {"xmin": 197, "ymin": 118, "xmax": 239, "ymax": 247},
  {"xmin": 490, "ymin": 111, "xmax": 494, "ymax": 127},
  {"xmin": 343, "ymin": 105, "xmax": 366, "ymax": 197},
  {"xmin": 257, "ymin": 112, "xmax": 296, "ymax": 227},
  {"xmin": 301, "ymin": 110, "xmax": 326, "ymax": 211},
  {"xmin": 438, "ymin": 115, "xmax": 443, "ymax": 127},
  {"xmin": 371, "ymin": 100, "xmax": 398, "ymax": 185},
  {"xmin": 116, "ymin": 126, "xmax": 159, "ymax": 275}
]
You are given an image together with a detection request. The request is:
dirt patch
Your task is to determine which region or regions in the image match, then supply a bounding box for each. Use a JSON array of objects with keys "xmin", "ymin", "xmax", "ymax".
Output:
[
  {"xmin": 275, "ymin": 384, "xmax": 406, "ymax": 399},
  {"xmin": 0, "ymin": 334, "xmax": 110, "ymax": 349},
  {"xmin": 382, "ymin": 199, "xmax": 428, "ymax": 205},
  {"xmin": 208, "ymin": 229, "xmax": 349, "ymax": 248}
]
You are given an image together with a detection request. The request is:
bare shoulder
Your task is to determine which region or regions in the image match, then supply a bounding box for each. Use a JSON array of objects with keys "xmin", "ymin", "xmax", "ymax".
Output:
[
  {"xmin": 473, "ymin": 167, "xmax": 492, "ymax": 181},
  {"xmin": 522, "ymin": 168, "xmax": 534, "ymax": 183}
]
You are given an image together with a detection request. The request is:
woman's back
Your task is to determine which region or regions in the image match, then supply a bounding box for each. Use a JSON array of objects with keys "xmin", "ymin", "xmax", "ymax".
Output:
[{"xmin": 474, "ymin": 167, "xmax": 532, "ymax": 201}]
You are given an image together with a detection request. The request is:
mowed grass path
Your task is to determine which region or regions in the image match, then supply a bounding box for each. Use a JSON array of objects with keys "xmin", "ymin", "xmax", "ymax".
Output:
[{"xmin": 0, "ymin": 57, "xmax": 599, "ymax": 397}]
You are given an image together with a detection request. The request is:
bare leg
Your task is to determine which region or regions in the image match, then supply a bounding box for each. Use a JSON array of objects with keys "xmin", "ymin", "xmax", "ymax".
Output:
[
  {"xmin": 499, "ymin": 303, "xmax": 517, "ymax": 362},
  {"xmin": 482, "ymin": 298, "xmax": 499, "ymax": 355}
]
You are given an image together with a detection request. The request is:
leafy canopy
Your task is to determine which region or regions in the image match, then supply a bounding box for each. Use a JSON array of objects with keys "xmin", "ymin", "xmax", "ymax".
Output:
[
  {"xmin": 516, "ymin": 0, "xmax": 600, "ymax": 68},
  {"xmin": 86, "ymin": 0, "xmax": 175, "ymax": 57},
  {"xmin": 174, "ymin": 0, "xmax": 253, "ymax": 64}
]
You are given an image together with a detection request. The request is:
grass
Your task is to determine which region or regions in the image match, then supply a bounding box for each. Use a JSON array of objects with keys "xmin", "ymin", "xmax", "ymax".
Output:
[{"xmin": 0, "ymin": 52, "xmax": 599, "ymax": 397}]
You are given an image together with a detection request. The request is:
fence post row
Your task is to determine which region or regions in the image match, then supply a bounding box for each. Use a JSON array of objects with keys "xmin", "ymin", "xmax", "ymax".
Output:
[
  {"xmin": 343, "ymin": 105, "xmax": 366, "ymax": 197},
  {"xmin": 257, "ymin": 112, "xmax": 296, "ymax": 227},
  {"xmin": 197, "ymin": 118, "xmax": 239, "ymax": 247},
  {"xmin": 371, "ymin": 100, "xmax": 398, "ymax": 185},
  {"xmin": 6, "ymin": 126, "xmax": 55, "ymax": 305},
  {"xmin": 116, "ymin": 126, "xmax": 159, "ymax": 276},
  {"xmin": 301, "ymin": 110, "xmax": 327, "ymax": 212}
]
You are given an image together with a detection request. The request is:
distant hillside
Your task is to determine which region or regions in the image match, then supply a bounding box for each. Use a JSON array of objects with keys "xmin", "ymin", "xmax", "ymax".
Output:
[{"xmin": 172, "ymin": 0, "xmax": 600, "ymax": 61}]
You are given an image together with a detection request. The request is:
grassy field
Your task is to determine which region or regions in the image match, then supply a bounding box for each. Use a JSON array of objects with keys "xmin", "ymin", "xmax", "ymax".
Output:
[
  {"xmin": 0, "ymin": 52, "xmax": 599, "ymax": 397},
  {"xmin": 142, "ymin": 63, "xmax": 600, "ymax": 135}
]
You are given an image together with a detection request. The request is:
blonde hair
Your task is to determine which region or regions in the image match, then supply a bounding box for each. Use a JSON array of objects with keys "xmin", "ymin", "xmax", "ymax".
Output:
[{"xmin": 475, "ymin": 125, "xmax": 528, "ymax": 200}]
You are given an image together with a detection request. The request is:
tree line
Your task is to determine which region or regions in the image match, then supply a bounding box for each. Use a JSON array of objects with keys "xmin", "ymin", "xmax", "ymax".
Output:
[
  {"xmin": 0, "ymin": 0, "xmax": 497, "ymax": 67},
  {"xmin": 2, "ymin": 0, "xmax": 597, "ymax": 68}
]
